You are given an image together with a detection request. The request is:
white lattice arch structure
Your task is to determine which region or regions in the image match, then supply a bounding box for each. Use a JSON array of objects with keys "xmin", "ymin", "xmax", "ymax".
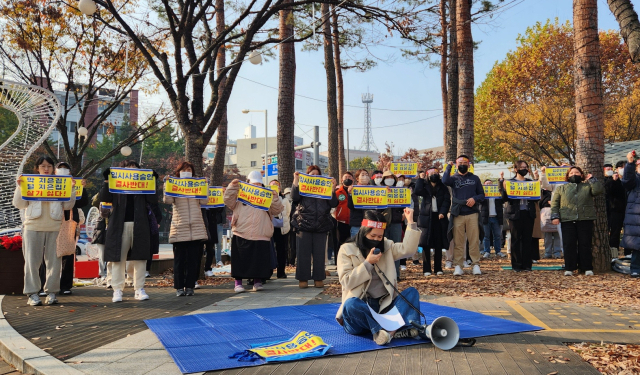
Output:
[{"xmin": 0, "ymin": 80, "xmax": 61, "ymax": 231}]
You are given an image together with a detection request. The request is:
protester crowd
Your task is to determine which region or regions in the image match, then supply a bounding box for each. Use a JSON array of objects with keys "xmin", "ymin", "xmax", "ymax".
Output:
[{"xmin": 12, "ymin": 151, "xmax": 639, "ymax": 311}]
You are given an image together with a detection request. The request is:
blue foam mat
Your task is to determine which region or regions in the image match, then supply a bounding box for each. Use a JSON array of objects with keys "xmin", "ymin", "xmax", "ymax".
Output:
[{"xmin": 145, "ymin": 302, "xmax": 542, "ymax": 373}]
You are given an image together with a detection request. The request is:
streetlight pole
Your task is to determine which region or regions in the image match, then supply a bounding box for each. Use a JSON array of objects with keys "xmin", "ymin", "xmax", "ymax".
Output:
[{"xmin": 242, "ymin": 109, "xmax": 268, "ymax": 185}]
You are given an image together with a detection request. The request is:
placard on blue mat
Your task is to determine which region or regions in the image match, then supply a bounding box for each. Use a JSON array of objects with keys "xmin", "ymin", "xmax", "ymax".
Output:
[{"xmin": 145, "ymin": 302, "xmax": 543, "ymax": 374}]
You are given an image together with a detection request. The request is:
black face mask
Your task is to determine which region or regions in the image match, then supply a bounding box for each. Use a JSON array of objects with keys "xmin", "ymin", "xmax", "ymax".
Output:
[
  {"xmin": 363, "ymin": 236, "xmax": 383, "ymax": 253},
  {"xmin": 343, "ymin": 179, "xmax": 353, "ymax": 186},
  {"xmin": 458, "ymin": 165, "xmax": 469, "ymax": 174},
  {"xmin": 429, "ymin": 174, "xmax": 440, "ymax": 183},
  {"xmin": 568, "ymin": 175, "xmax": 583, "ymax": 184},
  {"xmin": 517, "ymin": 169, "xmax": 529, "ymax": 177}
]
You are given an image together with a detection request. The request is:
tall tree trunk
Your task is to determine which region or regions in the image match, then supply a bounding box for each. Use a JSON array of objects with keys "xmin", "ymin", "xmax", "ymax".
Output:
[
  {"xmin": 573, "ymin": 0, "xmax": 610, "ymax": 272},
  {"xmin": 332, "ymin": 7, "xmax": 347, "ymax": 177},
  {"xmin": 446, "ymin": 0, "xmax": 459, "ymax": 163},
  {"xmin": 185, "ymin": 131, "xmax": 205, "ymax": 175},
  {"xmin": 607, "ymin": 0, "xmax": 640, "ymax": 63},
  {"xmin": 277, "ymin": 0, "xmax": 296, "ymax": 189},
  {"xmin": 210, "ymin": 0, "xmax": 227, "ymax": 186},
  {"xmin": 322, "ymin": 2, "xmax": 339, "ymax": 179},
  {"xmin": 456, "ymin": 0, "xmax": 473, "ymax": 160},
  {"xmin": 440, "ymin": 0, "xmax": 449, "ymax": 158}
]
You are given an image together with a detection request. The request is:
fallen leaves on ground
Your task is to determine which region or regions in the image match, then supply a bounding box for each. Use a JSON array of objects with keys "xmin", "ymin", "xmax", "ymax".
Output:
[
  {"xmin": 145, "ymin": 268, "xmax": 232, "ymax": 288},
  {"xmin": 322, "ymin": 257, "xmax": 640, "ymax": 310},
  {"xmin": 568, "ymin": 342, "xmax": 640, "ymax": 374}
]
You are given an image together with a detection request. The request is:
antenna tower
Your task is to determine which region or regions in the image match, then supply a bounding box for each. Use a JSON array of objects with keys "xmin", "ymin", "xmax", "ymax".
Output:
[{"xmin": 359, "ymin": 92, "xmax": 378, "ymax": 152}]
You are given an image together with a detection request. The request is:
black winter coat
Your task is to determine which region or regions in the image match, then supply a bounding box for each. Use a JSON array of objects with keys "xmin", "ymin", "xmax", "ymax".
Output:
[
  {"xmin": 291, "ymin": 185, "xmax": 338, "ymax": 233},
  {"xmin": 480, "ymin": 195, "xmax": 504, "ymax": 225},
  {"xmin": 99, "ymin": 181, "xmax": 159, "ymax": 262},
  {"xmin": 499, "ymin": 178, "xmax": 538, "ymax": 220},
  {"xmin": 414, "ymin": 178, "xmax": 450, "ymax": 249},
  {"xmin": 622, "ymin": 163, "xmax": 640, "ymax": 250},
  {"xmin": 605, "ymin": 176, "xmax": 627, "ymax": 215}
]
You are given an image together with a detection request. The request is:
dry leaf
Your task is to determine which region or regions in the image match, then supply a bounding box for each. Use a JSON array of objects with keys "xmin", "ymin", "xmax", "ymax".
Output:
[
  {"xmin": 527, "ymin": 349, "xmax": 535, "ymax": 354},
  {"xmin": 31, "ymin": 337, "xmax": 40, "ymax": 341},
  {"xmin": 435, "ymin": 359, "xmax": 441, "ymax": 362},
  {"xmin": 533, "ymin": 360, "xmax": 539, "ymax": 364},
  {"xmin": 547, "ymin": 372, "xmax": 558, "ymax": 375}
]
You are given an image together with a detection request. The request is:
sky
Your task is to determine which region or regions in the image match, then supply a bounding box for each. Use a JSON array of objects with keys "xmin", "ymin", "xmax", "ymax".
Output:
[{"xmin": 157, "ymin": 0, "xmax": 622, "ymax": 156}]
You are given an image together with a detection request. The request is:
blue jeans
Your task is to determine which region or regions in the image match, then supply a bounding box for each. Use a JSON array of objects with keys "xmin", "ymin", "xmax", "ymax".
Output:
[
  {"xmin": 350, "ymin": 226, "xmax": 360, "ymax": 238},
  {"xmin": 342, "ymin": 287, "xmax": 421, "ymax": 336},
  {"xmin": 385, "ymin": 223, "xmax": 403, "ymax": 276},
  {"xmin": 632, "ymin": 250, "xmax": 640, "ymax": 275},
  {"xmin": 214, "ymin": 224, "xmax": 224, "ymax": 263},
  {"xmin": 483, "ymin": 217, "xmax": 502, "ymax": 254}
]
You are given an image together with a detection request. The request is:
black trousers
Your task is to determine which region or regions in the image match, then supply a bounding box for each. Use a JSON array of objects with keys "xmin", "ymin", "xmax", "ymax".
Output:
[
  {"xmin": 561, "ymin": 220, "xmax": 594, "ymax": 272},
  {"xmin": 60, "ymin": 255, "xmax": 74, "ymax": 291},
  {"xmin": 273, "ymin": 228, "xmax": 289, "ymax": 277},
  {"xmin": 422, "ymin": 212, "xmax": 444, "ymax": 273},
  {"xmin": 531, "ymin": 238, "xmax": 540, "ymax": 261},
  {"xmin": 204, "ymin": 240, "xmax": 215, "ymax": 271},
  {"xmin": 608, "ymin": 212, "xmax": 624, "ymax": 249},
  {"xmin": 295, "ymin": 231, "xmax": 327, "ymax": 281},
  {"xmin": 173, "ymin": 240, "xmax": 204, "ymax": 290},
  {"xmin": 509, "ymin": 213, "xmax": 535, "ymax": 271},
  {"xmin": 336, "ymin": 222, "xmax": 351, "ymax": 255},
  {"xmin": 288, "ymin": 230, "xmax": 297, "ymax": 265}
]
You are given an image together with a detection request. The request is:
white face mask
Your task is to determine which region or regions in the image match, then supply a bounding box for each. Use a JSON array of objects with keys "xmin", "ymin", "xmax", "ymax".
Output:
[
  {"xmin": 605, "ymin": 170, "xmax": 614, "ymax": 177},
  {"xmin": 374, "ymin": 177, "xmax": 383, "ymax": 185},
  {"xmin": 384, "ymin": 178, "xmax": 395, "ymax": 186},
  {"xmin": 180, "ymin": 171, "xmax": 192, "ymax": 178},
  {"xmin": 56, "ymin": 168, "xmax": 70, "ymax": 175},
  {"xmin": 396, "ymin": 180, "xmax": 405, "ymax": 187},
  {"xmin": 618, "ymin": 168, "xmax": 624, "ymax": 175}
]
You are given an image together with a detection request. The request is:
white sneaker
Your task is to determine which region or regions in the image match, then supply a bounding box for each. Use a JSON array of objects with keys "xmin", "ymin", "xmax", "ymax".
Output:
[
  {"xmin": 472, "ymin": 264, "xmax": 482, "ymax": 275},
  {"xmin": 423, "ymin": 272, "xmax": 432, "ymax": 277},
  {"xmin": 112, "ymin": 290, "xmax": 123, "ymax": 303},
  {"xmin": 564, "ymin": 271, "xmax": 573, "ymax": 276},
  {"xmin": 585, "ymin": 270, "xmax": 594, "ymax": 276},
  {"xmin": 463, "ymin": 260, "xmax": 472, "ymax": 268},
  {"xmin": 532, "ymin": 260, "xmax": 538, "ymax": 264},
  {"xmin": 453, "ymin": 265, "xmax": 463, "ymax": 276},
  {"xmin": 483, "ymin": 252, "xmax": 490, "ymax": 259},
  {"xmin": 234, "ymin": 285, "xmax": 245, "ymax": 293},
  {"xmin": 28, "ymin": 294, "xmax": 42, "ymax": 306},
  {"xmin": 216, "ymin": 261, "xmax": 224, "ymax": 267},
  {"xmin": 144, "ymin": 271, "xmax": 150, "ymax": 278},
  {"xmin": 204, "ymin": 270, "xmax": 214, "ymax": 277},
  {"xmin": 45, "ymin": 293, "xmax": 58, "ymax": 305},
  {"xmin": 445, "ymin": 261, "xmax": 453, "ymax": 269},
  {"xmin": 497, "ymin": 252, "xmax": 507, "ymax": 258},
  {"xmin": 436, "ymin": 271, "xmax": 443, "ymax": 276},
  {"xmin": 194, "ymin": 282, "xmax": 200, "ymax": 289},
  {"xmin": 400, "ymin": 265, "xmax": 407, "ymax": 271},
  {"xmin": 373, "ymin": 329, "xmax": 392, "ymax": 345},
  {"xmin": 135, "ymin": 288, "xmax": 149, "ymax": 301}
]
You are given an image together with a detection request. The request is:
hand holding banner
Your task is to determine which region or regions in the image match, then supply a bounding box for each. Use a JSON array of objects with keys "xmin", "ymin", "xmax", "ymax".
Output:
[
  {"xmin": 108, "ymin": 168, "xmax": 156, "ymax": 194},
  {"xmin": 164, "ymin": 177, "xmax": 208, "ymax": 199},
  {"xmin": 202, "ymin": 187, "xmax": 224, "ymax": 208},
  {"xmin": 545, "ymin": 166, "xmax": 570, "ymax": 184},
  {"xmin": 298, "ymin": 173, "xmax": 333, "ymax": 200},
  {"xmin": 74, "ymin": 178, "xmax": 84, "ymax": 200},
  {"xmin": 351, "ymin": 186, "xmax": 388, "ymax": 209},
  {"xmin": 268, "ymin": 184, "xmax": 280, "ymax": 197},
  {"xmin": 483, "ymin": 185, "xmax": 501, "ymax": 198},
  {"xmin": 389, "ymin": 162, "xmax": 418, "ymax": 178},
  {"xmin": 20, "ymin": 175, "xmax": 73, "ymax": 201},
  {"xmin": 503, "ymin": 180, "xmax": 541, "ymax": 200},
  {"xmin": 387, "ymin": 187, "xmax": 412, "ymax": 208},
  {"xmin": 238, "ymin": 182, "xmax": 274, "ymax": 211}
]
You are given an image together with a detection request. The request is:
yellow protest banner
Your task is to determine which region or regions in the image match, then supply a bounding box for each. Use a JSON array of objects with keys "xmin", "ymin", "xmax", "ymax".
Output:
[
  {"xmin": 248, "ymin": 331, "xmax": 331, "ymax": 362},
  {"xmin": 387, "ymin": 187, "xmax": 412, "ymax": 208},
  {"xmin": 389, "ymin": 162, "xmax": 418, "ymax": 178},
  {"xmin": 20, "ymin": 175, "xmax": 73, "ymax": 201},
  {"xmin": 108, "ymin": 167, "xmax": 156, "ymax": 194},
  {"xmin": 74, "ymin": 178, "xmax": 83, "ymax": 200},
  {"xmin": 164, "ymin": 177, "xmax": 208, "ymax": 199},
  {"xmin": 503, "ymin": 180, "xmax": 541, "ymax": 200},
  {"xmin": 351, "ymin": 186, "xmax": 388, "ymax": 209},
  {"xmin": 483, "ymin": 185, "xmax": 501, "ymax": 198},
  {"xmin": 545, "ymin": 166, "xmax": 570, "ymax": 185},
  {"xmin": 203, "ymin": 187, "xmax": 224, "ymax": 208},
  {"xmin": 268, "ymin": 184, "xmax": 280, "ymax": 196},
  {"xmin": 298, "ymin": 173, "xmax": 333, "ymax": 200},
  {"xmin": 100, "ymin": 202, "xmax": 112, "ymax": 210},
  {"xmin": 450, "ymin": 164, "xmax": 474, "ymax": 175},
  {"xmin": 238, "ymin": 182, "xmax": 273, "ymax": 211}
]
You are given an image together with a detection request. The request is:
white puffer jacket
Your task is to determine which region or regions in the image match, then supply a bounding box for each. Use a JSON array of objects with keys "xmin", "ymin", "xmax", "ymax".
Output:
[{"xmin": 13, "ymin": 186, "xmax": 76, "ymax": 221}]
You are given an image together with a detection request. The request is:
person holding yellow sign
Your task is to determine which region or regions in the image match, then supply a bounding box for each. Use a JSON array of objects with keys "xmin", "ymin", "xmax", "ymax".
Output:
[
  {"xmin": 13, "ymin": 156, "xmax": 77, "ymax": 306},
  {"xmin": 499, "ymin": 160, "xmax": 539, "ymax": 272},
  {"xmin": 163, "ymin": 162, "xmax": 210, "ymax": 297},
  {"xmin": 224, "ymin": 170, "xmax": 284, "ymax": 293},
  {"xmin": 100, "ymin": 160, "xmax": 160, "ymax": 303},
  {"xmin": 291, "ymin": 166, "xmax": 338, "ymax": 289}
]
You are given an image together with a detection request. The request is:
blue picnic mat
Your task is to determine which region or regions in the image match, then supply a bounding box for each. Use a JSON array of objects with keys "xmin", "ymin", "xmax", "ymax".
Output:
[{"xmin": 145, "ymin": 302, "xmax": 542, "ymax": 373}]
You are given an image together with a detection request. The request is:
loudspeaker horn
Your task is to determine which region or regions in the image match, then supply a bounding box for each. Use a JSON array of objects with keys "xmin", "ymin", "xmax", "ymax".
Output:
[{"xmin": 426, "ymin": 316, "xmax": 460, "ymax": 351}]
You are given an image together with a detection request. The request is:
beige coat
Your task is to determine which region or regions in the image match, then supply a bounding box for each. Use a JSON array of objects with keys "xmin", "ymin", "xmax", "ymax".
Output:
[
  {"xmin": 278, "ymin": 196, "xmax": 292, "ymax": 235},
  {"xmin": 164, "ymin": 191, "xmax": 209, "ymax": 243},
  {"xmin": 13, "ymin": 186, "xmax": 76, "ymax": 230},
  {"xmin": 335, "ymin": 223, "xmax": 421, "ymax": 323},
  {"xmin": 224, "ymin": 183, "xmax": 284, "ymax": 241}
]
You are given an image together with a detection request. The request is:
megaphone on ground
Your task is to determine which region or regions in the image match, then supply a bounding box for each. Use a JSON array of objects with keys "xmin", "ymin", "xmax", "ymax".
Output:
[{"xmin": 411, "ymin": 316, "xmax": 460, "ymax": 351}]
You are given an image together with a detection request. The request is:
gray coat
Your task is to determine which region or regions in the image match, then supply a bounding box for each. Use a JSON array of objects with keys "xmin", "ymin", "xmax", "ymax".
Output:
[{"xmin": 99, "ymin": 181, "xmax": 158, "ymax": 262}]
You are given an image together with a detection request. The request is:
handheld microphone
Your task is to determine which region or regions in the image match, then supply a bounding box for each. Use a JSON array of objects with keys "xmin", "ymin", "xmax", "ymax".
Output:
[{"xmin": 373, "ymin": 248, "xmax": 381, "ymax": 255}]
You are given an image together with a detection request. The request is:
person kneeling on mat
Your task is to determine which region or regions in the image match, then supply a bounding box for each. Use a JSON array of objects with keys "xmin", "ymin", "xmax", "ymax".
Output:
[{"xmin": 336, "ymin": 209, "xmax": 421, "ymax": 345}]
